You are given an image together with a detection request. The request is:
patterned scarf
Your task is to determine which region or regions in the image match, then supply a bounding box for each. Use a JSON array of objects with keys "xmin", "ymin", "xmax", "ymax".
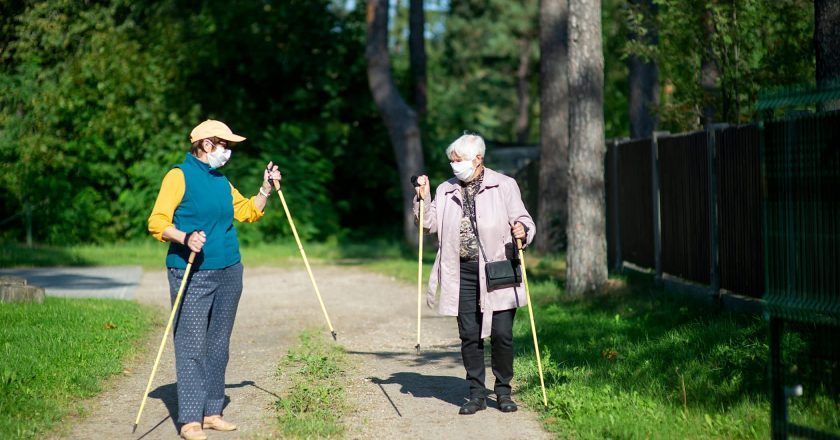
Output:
[{"xmin": 458, "ymin": 168, "xmax": 484, "ymax": 261}]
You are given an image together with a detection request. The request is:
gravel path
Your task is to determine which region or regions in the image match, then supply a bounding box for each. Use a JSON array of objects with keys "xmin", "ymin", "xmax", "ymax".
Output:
[{"xmin": 51, "ymin": 265, "xmax": 550, "ymax": 440}]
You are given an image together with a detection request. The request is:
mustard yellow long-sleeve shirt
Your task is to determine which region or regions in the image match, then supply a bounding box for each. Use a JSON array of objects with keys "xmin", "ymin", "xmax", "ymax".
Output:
[{"xmin": 148, "ymin": 168, "xmax": 264, "ymax": 242}]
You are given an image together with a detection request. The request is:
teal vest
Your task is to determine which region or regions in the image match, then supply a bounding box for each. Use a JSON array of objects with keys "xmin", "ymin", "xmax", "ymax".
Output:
[{"xmin": 166, "ymin": 153, "xmax": 241, "ymax": 269}]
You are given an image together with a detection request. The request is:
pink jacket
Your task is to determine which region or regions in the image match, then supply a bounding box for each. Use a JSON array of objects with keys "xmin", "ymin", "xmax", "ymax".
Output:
[{"xmin": 414, "ymin": 168, "xmax": 536, "ymax": 339}]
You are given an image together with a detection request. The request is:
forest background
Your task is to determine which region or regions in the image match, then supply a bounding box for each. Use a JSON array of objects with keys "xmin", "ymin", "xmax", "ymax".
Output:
[{"xmin": 0, "ymin": 0, "xmax": 815, "ymax": 246}]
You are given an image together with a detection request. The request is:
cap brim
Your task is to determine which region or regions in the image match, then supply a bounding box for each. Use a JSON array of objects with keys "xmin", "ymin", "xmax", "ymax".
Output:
[{"xmin": 217, "ymin": 133, "xmax": 246, "ymax": 143}]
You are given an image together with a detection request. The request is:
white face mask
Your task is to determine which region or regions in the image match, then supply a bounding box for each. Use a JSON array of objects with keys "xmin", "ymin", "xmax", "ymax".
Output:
[
  {"xmin": 451, "ymin": 159, "xmax": 475, "ymax": 181},
  {"xmin": 207, "ymin": 146, "xmax": 231, "ymax": 169}
]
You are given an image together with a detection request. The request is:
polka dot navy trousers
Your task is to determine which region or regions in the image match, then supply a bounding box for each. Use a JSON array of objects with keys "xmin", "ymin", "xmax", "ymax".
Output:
[{"xmin": 167, "ymin": 262, "xmax": 244, "ymax": 424}]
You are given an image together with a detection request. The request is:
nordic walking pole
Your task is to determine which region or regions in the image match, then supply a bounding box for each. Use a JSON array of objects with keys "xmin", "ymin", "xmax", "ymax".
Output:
[
  {"xmin": 517, "ymin": 237, "xmax": 548, "ymax": 407},
  {"xmin": 132, "ymin": 250, "xmax": 196, "ymax": 433},
  {"xmin": 271, "ymin": 178, "xmax": 337, "ymax": 340},
  {"xmin": 411, "ymin": 175, "xmax": 423, "ymax": 355}
]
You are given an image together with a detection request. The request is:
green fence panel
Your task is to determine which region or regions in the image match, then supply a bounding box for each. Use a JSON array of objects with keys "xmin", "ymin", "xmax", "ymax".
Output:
[{"xmin": 762, "ymin": 111, "xmax": 840, "ymax": 326}]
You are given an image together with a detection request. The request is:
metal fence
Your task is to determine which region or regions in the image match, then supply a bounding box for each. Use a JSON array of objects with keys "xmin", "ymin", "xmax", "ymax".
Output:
[
  {"xmin": 717, "ymin": 125, "xmax": 764, "ymax": 297},
  {"xmin": 607, "ymin": 124, "xmax": 764, "ymax": 299},
  {"xmin": 658, "ymin": 131, "xmax": 712, "ymax": 286},
  {"xmin": 607, "ymin": 104, "xmax": 840, "ymax": 438},
  {"xmin": 611, "ymin": 138, "xmax": 655, "ymax": 270},
  {"xmin": 761, "ymin": 109, "xmax": 840, "ymax": 440}
]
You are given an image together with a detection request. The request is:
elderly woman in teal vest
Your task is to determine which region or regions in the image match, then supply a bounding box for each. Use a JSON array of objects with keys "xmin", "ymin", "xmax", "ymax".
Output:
[{"xmin": 148, "ymin": 120, "xmax": 280, "ymax": 440}]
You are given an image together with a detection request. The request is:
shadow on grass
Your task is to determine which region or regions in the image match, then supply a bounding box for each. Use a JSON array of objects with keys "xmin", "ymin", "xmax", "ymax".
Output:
[
  {"xmin": 0, "ymin": 243, "xmax": 94, "ymax": 268},
  {"xmin": 516, "ymin": 275, "xmax": 773, "ymax": 410}
]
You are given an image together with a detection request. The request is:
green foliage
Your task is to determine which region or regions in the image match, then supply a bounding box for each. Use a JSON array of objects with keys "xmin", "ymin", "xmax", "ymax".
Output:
[
  {"xmin": 0, "ymin": 297, "xmax": 155, "ymax": 438},
  {"xmin": 624, "ymin": 0, "xmax": 815, "ymax": 132},
  {"xmin": 0, "ymin": 0, "xmax": 196, "ymax": 244},
  {"xmin": 0, "ymin": 0, "xmax": 820, "ymax": 246},
  {"xmin": 603, "ymin": 0, "xmax": 631, "ymax": 139},
  {"xmin": 425, "ymin": 0, "xmax": 539, "ymax": 149},
  {"xmin": 235, "ymin": 123, "xmax": 340, "ymax": 243},
  {"xmin": 0, "ymin": 0, "xmax": 395, "ymax": 245},
  {"xmin": 276, "ymin": 328, "xmax": 348, "ymax": 438}
]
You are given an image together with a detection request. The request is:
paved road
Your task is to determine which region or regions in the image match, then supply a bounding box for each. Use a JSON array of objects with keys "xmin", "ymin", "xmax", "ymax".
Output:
[{"xmin": 0, "ymin": 266, "xmax": 142, "ymax": 300}]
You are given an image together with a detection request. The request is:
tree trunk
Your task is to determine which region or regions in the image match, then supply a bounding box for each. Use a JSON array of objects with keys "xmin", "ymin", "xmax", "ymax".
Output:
[
  {"xmin": 700, "ymin": 4, "xmax": 719, "ymax": 128},
  {"xmin": 536, "ymin": 0, "xmax": 569, "ymax": 254},
  {"xmin": 627, "ymin": 0, "xmax": 659, "ymax": 139},
  {"xmin": 815, "ymin": 0, "xmax": 840, "ymax": 111},
  {"xmin": 515, "ymin": 37, "xmax": 533, "ymax": 144},
  {"xmin": 409, "ymin": 0, "xmax": 427, "ymax": 116},
  {"xmin": 566, "ymin": 0, "xmax": 607, "ymax": 294},
  {"xmin": 366, "ymin": 0, "xmax": 426, "ymax": 245}
]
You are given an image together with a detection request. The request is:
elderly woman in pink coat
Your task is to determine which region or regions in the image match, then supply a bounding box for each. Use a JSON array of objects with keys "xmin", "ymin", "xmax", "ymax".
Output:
[{"xmin": 413, "ymin": 133, "xmax": 536, "ymax": 415}]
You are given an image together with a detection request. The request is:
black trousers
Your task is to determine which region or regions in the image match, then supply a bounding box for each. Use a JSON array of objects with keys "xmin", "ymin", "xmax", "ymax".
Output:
[{"xmin": 457, "ymin": 261, "xmax": 516, "ymax": 399}]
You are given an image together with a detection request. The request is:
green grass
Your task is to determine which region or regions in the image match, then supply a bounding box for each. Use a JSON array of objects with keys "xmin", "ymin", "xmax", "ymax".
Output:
[
  {"xmin": 511, "ymin": 266, "xmax": 839, "ymax": 439},
  {"xmin": 0, "ymin": 237, "xmax": 425, "ymax": 270},
  {"xmin": 0, "ymin": 297, "xmax": 156, "ymax": 439},
  {"xmin": 350, "ymin": 251, "xmax": 839, "ymax": 439},
  {"xmin": 1, "ymin": 242, "xmax": 170, "ymax": 269},
  {"xmin": 4, "ymin": 241, "xmax": 837, "ymax": 438},
  {"xmin": 275, "ymin": 328, "xmax": 349, "ymax": 439}
]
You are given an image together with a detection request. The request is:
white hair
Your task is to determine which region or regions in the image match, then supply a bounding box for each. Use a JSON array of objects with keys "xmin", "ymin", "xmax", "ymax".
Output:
[{"xmin": 445, "ymin": 134, "xmax": 486, "ymax": 160}]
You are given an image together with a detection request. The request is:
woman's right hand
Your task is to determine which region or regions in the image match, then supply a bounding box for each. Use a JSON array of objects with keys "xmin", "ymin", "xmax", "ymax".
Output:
[
  {"xmin": 184, "ymin": 230, "xmax": 206, "ymax": 253},
  {"xmin": 414, "ymin": 175, "xmax": 430, "ymax": 200}
]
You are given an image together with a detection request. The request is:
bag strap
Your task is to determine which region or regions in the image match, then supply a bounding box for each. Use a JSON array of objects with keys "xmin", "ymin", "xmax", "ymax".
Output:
[{"xmin": 463, "ymin": 187, "xmax": 489, "ymax": 263}]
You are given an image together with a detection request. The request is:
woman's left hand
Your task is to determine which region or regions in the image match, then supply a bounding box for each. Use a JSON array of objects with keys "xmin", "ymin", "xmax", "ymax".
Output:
[
  {"xmin": 264, "ymin": 161, "xmax": 281, "ymax": 188},
  {"xmin": 511, "ymin": 222, "xmax": 526, "ymax": 240}
]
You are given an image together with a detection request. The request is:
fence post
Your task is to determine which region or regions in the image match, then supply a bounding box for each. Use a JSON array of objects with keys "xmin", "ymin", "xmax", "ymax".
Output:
[
  {"xmin": 652, "ymin": 132, "xmax": 665, "ymax": 286},
  {"xmin": 611, "ymin": 139, "xmax": 622, "ymax": 272},
  {"xmin": 707, "ymin": 124, "xmax": 727, "ymax": 297}
]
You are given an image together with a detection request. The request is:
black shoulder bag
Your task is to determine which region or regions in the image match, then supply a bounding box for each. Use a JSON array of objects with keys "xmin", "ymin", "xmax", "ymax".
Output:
[{"xmin": 464, "ymin": 188, "xmax": 522, "ymax": 290}]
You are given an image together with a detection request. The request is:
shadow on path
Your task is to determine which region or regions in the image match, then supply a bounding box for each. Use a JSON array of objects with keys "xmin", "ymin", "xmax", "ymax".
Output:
[
  {"xmin": 137, "ymin": 380, "xmax": 277, "ymax": 439},
  {"xmin": 370, "ymin": 372, "xmax": 467, "ymax": 409},
  {"xmin": 346, "ymin": 349, "xmax": 461, "ymax": 368}
]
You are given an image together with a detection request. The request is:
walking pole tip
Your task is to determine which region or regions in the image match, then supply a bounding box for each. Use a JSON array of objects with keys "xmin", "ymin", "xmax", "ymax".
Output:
[
  {"xmin": 415, "ymin": 343, "xmax": 421, "ymax": 355},
  {"xmin": 132, "ymin": 423, "xmax": 137, "ymax": 434},
  {"xmin": 331, "ymin": 331, "xmax": 337, "ymax": 341}
]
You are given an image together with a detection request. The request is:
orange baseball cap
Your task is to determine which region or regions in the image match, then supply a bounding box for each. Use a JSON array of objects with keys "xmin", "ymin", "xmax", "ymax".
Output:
[{"xmin": 189, "ymin": 119, "xmax": 246, "ymax": 143}]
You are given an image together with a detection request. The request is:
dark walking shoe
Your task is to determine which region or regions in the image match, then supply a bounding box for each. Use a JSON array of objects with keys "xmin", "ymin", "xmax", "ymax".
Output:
[
  {"xmin": 459, "ymin": 397, "xmax": 487, "ymax": 415},
  {"xmin": 497, "ymin": 395, "xmax": 518, "ymax": 413}
]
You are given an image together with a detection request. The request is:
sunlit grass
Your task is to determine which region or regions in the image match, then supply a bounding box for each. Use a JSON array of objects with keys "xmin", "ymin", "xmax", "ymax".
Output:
[
  {"xmin": 0, "ymin": 237, "xmax": 422, "ymax": 270},
  {"xmin": 348, "ymin": 249, "xmax": 838, "ymax": 439},
  {"xmin": 0, "ymin": 298, "xmax": 156, "ymax": 439},
  {"xmin": 3, "ymin": 241, "xmax": 837, "ymax": 438},
  {"xmin": 275, "ymin": 329, "xmax": 349, "ymax": 438}
]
